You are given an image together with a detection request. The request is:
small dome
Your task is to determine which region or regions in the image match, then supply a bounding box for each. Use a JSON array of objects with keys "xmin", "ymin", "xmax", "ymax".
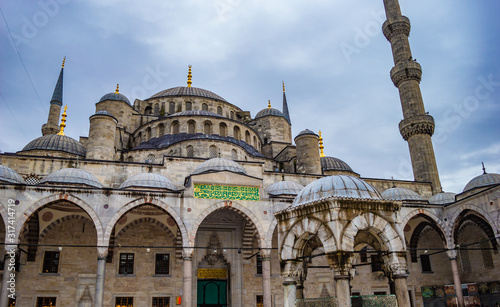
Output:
[
  {"xmin": 381, "ymin": 187, "xmax": 423, "ymax": 201},
  {"xmin": 293, "ymin": 175, "xmax": 381, "ymax": 207},
  {"xmin": 192, "ymin": 158, "xmax": 247, "ymax": 175},
  {"xmin": 41, "ymin": 168, "xmax": 103, "ymax": 188},
  {"xmin": 22, "ymin": 134, "xmax": 86, "ymax": 156},
  {"xmin": 0, "ymin": 165, "xmax": 25, "ymax": 184},
  {"xmin": 429, "ymin": 192, "xmax": 456, "ymax": 205},
  {"xmin": 99, "ymin": 92, "xmax": 131, "ymax": 105},
  {"xmin": 266, "ymin": 180, "xmax": 304, "ymax": 197},
  {"xmin": 149, "ymin": 86, "xmax": 228, "ymax": 103},
  {"xmin": 296, "ymin": 129, "xmax": 318, "ymax": 138},
  {"xmin": 321, "ymin": 156, "xmax": 353, "ymax": 172},
  {"xmin": 255, "ymin": 108, "xmax": 285, "ymax": 119},
  {"xmin": 169, "ymin": 110, "xmax": 224, "ymax": 118},
  {"xmin": 95, "ymin": 110, "xmax": 112, "ymax": 116},
  {"xmin": 463, "ymin": 172, "xmax": 500, "ymax": 192},
  {"xmin": 120, "ymin": 173, "xmax": 177, "ymax": 191}
]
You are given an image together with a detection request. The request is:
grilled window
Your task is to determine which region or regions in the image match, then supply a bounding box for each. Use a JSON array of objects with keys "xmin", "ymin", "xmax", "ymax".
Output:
[
  {"xmin": 119, "ymin": 253, "xmax": 134, "ymax": 275},
  {"xmin": 42, "ymin": 251, "xmax": 60, "ymax": 273}
]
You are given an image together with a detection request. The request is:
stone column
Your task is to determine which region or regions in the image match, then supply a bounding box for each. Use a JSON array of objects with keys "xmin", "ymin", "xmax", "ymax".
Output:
[
  {"xmin": 447, "ymin": 250, "xmax": 465, "ymax": 307},
  {"xmin": 281, "ymin": 260, "xmax": 299, "ymax": 307},
  {"xmin": 183, "ymin": 248, "xmax": 194, "ymax": 307},
  {"xmin": 296, "ymin": 278, "xmax": 304, "ymax": 300},
  {"xmin": 327, "ymin": 251, "xmax": 354, "ymax": 307},
  {"xmin": 94, "ymin": 247, "xmax": 108, "ymax": 307},
  {"xmin": 0, "ymin": 246, "xmax": 16, "ymax": 307},
  {"xmin": 261, "ymin": 251, "xmax": 272, "ymax": 307},
  {"xmin": 387, "ymin": 252, "xmax": 411, "ymax": 307}
]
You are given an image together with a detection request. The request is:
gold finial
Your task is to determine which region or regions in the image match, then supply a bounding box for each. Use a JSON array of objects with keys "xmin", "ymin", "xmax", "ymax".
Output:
[
  {"xmin": 187, "ymin": 65, "xmax": 192, "ymax": 88},
  {"xmin": 268, "ymin": 100, "xmax": 271, "ymax": 109},
  {"xmin": 115, "ymin": 84, "xmax": 119, "ymax": 94},
  {"xmin": 318, "ymin": 130, "xmax": 325, "ymax": 157},
  {"xmin": 283, "ymin": 81, "xmax": 285, "ymax": 93},
  {"xmin": 62, "ymin": 57, "xmax": 66, "ymax": 68},
  {"xmin": 57, "ymin": 105, "xmax": 68, "ymax": 136}
]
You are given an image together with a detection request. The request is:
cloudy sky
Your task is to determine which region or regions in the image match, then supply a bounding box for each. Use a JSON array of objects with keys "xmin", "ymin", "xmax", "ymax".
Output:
[{"xmin": 1, "ymin": 0, "xmax": 499, "ymax": 193}]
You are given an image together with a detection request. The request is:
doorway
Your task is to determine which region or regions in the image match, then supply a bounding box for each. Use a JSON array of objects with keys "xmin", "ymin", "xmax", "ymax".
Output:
[{"xmin": 197, "ymin": 280, "xmax": 227, "ymax": 307}]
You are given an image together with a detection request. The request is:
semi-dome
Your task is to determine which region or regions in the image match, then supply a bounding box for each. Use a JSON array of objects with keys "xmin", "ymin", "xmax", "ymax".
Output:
[
  {"xmin": 98, "ymin": 92, "xmax": 131, "ymax": 105},
  {"xmin": 149, "ymin": 86, "xmax": 228, "ymax": 103},
  {"xmin": 40, "ymin": 168, "xmax": 103, "ymax": 188},
  {"xmin": 321, "ymin": 156, "xmax": 353, "ymax": 172},
  {"xmin": 292, "ymin": 175, "xmax": 381, "ymax": 207},
  {"xmin": 266, "ymin": 180, "xmax": 304, "ymax": 197},
  {"xmin": 381, "ymin": 187, "xmax": 423, "ymax": 201},
  {"xmin": 0, "ymin": 165, "xmax": 25, "ymax": 184},
  {"xmin": 463, "ymin": 172, "xmax": 500, "ymax": 192},
  {"xmin": 120, "ymin": 173, "xmax": 177, "ymax": 191},
  {"xmin": 21, "ymin": 134, "xmax": 86, "ymax": 157},
  {"xmin": 192, "ymin": 158, "xmax": 247, "ymax": 175},
  {"xmin": 428, "ymin": 192, "xmax": 456, "ymax": 205},
  {"xmin": 255, "ymin": 108, "xmax": 285, "ymax": 119}
]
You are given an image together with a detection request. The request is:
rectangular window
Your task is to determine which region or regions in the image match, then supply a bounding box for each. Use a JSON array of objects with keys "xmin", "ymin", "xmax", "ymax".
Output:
[
  {"xmin": 256, "ymin": 255, "xmax": 263, "ymax": 275},
  {"xmin": 351, "ymin": 292, "xmax": 361, "ymax": 297},
  {"xmin": 256, "ymin": 295, "xmax": 263, "ymax": 307},
  {"xmin": 155, "ymin": 254, "xmax": 170, "ymax": 275},
  {"xmin": 420, "ymin": 254, "xmax": 432, "ymax": 272},
  {"xmin": 116, "ymin": 297, "xmax": 133, "ymax": 307},
  {"xmin": 374, "ymin": 291, "xmax": 387, "ymax": 295},
  {"xmin": 360, "ymin": 247, "xmax": 368, "ymax": 263},
  {"xmin": 8, "ymin": 297, "xmax": 15, "ymax": 307},
  {"xmin": 370, "ymin": 254, "xmax": 382, "ymax": 272},
  {"xmin": 42, "ymin": 251, "xmax": 60, "ymax": 273},
  {"xmin": 152, "ymin": 297, "xmax": 170, "ymax": 307},
  {"xmin": 36, "ymin": 297, "xmax": 56, "ymax": 306},
  {"xmin": 119, "ymin": 253, "xmax": 134, "ymax": 275}
]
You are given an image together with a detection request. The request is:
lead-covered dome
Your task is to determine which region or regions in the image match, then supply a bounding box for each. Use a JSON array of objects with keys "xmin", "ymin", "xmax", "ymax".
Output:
[
  {"xmin": 292, "ymin": 175, "xmax": 381, "ymax": 207},
  {"xmin": 120, "ymin": 173, "xmax": 177, "ymax": 191},
  {"xmin": 463, "ymin": 172, "xmax": 500, "ymax": 192},
  {"xmin": 149, "ymin": 86, "xmax": 228, "ymax": 103},
  {"xmin": 381, "ymin": 187, "xmax": 423, "ymax": 201},
  {"xmin": 169, "ymin": 110, "xmax": 224, "ymax": 118},
  {"xmin": 192, "ymin": 158, "xmax": 247, "ymax": 175},
  {"xmin": 21, "ymin": 134, "xmax": 86, "ymax": 157},
  {"xmin": 0, "ymin": 165, "xmax": 25, "ymax": 184},
  {"xmin": 321, "ymin": 156, "xmax": 353, "ymax": 172},
  {"xmin": 40, "ymin": 168, "xmax": 103, "ymax": 188},
  {"xmin": 266, "ymin": 180, "xmax": 304, "ymax": 197},
  {"xmin": 255, "ymin": 108, "xmax": 285, "ymax": 119},
  {"xmin": 428, "ymin": 192, "xmax": 456, "ymax": 205},
  {"xmin": 99, "ymin": 92, "xmax": 131, "ymax": 105}
]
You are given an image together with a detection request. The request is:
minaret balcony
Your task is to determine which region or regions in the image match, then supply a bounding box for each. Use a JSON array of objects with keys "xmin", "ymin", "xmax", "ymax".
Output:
[
  {"xmin": 383, "ymin": 16, "xmax": 411, "ymax": 41},
  {"xmin": 390, "ymin": 60, "xmax": 422, "ymax": 87},
  {"xmin": 399, "ymin": 114, "xmax": 435, "ymax": 140}
]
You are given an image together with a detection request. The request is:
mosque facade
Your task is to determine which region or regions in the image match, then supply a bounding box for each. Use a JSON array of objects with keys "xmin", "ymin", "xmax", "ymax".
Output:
[{"xmin": 0, "ymin": 0, "xmax": 499, "ymax": 307}]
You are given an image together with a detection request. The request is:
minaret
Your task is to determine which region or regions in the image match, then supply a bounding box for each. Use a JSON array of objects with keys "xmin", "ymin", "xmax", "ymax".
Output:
[
  {"xmin": 282, "ymin": 82, "xmax": 291, "ymax": 124},
  {"xmin": 41, "ymin": 57, "xmax": 65, "ymax": 136},
  {"xmin": 382, "ymin": 0, "xmax": 442, "ymax": 193}
]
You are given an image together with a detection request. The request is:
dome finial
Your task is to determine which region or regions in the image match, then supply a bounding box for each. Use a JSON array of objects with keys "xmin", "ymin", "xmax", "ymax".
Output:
[
  {"xmin": 57, "ymin": 105, "xmax": 67, "ymax": 136},
  {"xmin": 187, "ymin": 65, "xmax": 192, "ymax": 88},
  {"xmin": 62, "ymin": 56, "xmax": 66, "ymax": 68},
  {"xmin": 115, "ymin": 84, "xmax": 119, "ymax": 94},
  {"xmin": 268, "ymin": 100, "xmax": 271, "ymax": 109},
  {"xmin": 482, "ymin": 162, "xmax": 487, "ymax": 174},
  {"xmin": 318, "ymin": 130, "xmax": 325, "ymax": 157},
  {"xmin": 283, "ymin": 81, "xmax": 285, "ymax": 93}
]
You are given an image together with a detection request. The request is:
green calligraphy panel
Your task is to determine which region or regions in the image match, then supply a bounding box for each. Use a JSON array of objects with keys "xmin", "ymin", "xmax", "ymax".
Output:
[{"xmin": 194, "ymin": 184, "xmax": 259, "ymax": 201}]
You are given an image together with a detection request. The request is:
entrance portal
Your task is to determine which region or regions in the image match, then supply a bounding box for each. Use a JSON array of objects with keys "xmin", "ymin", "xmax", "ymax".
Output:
[{"xmin": 197, "ymin": 280, "xmax": 228, "ymax": 307}]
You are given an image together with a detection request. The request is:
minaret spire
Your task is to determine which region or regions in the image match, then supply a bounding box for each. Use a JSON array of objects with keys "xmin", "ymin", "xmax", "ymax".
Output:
[
  {"xmin": 282, "ymin": 81, "xmax": 291, "ymax": 124},
  {"xmin": 41, "ymin": 57, "xmax": 65, "ymax": 136},
  {"xmin": 382, "ymin": 0, "xmax": 442, "ymax": 193}
]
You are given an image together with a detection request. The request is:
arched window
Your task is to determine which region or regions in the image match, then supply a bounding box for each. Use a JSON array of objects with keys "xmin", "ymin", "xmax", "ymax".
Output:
[
  {"xmin": 187, "ymin": 145, "xmax": 194, "ymax": 158},
  {"xmin": 231, "ymin": 149, "xmax": 237, "ymax": 160},
  {"xmin": 202, "ymin": 103, "xmax": 208, "ymax": 111},
  {"xmin": 245, "ymin": 130, "xmax": 251, "ymax": 144},
  {"xmin": 172, "ymin": 121, "xmax": 180, "ymax": 134},
  {"xmin": 126, "ymin": 156, "xmax": 133, "ymax": 162},
  {"xmin": 145, "ymin": 106, "xmax": 152, "ymax": 115},
  {"xmin": 253, "ymin": 136, "xmax": 258, "ymax": 149},
  {"xmin": 169, "ymin": 102, "xmax": 175, "ymax": 114},
  {"xmin": 230, "ymin": 111, "xmax": 234, "ymax": 119},
  {"xmin": 137, "ymin": 132, "xmax": 142, "ymax": 146},
  {"xmin": 233, "ymin": 126, "xmax": 240, "ymax": 140},
  {"xmin": 219, "ymin": 123, "xmax": 227, "ymax": 137},
  {"xmin": 188, "ymin": 120, "xmax": 196, "ymax": 134},
  {"xmin": 186, "ymin": 101, "xmax": 192, "ymax": 111},
  {"xmin": 154, "ymin": 104, "xmax": 160, "ymax": 115},
  {"xmin": 146, "ymin": 154, "xmax": 156, "ymax": 163},
  {"xmin": 209, "ymin": 145, "xmax": 218, "ymax": 158},
  {"xmin": 158, "ymin": 123, "xmax": 165, "ymax": 136},
  {"xmin": 217, "ymin": 106, "xmax": 223, "ymax": 115},
  {"xmin": 204, "ymin": 121, "xmax": 212, "ymax": 135},
  {"xmin": 146, "ymin": 127, "xmax": 152, "ymax": 141}
]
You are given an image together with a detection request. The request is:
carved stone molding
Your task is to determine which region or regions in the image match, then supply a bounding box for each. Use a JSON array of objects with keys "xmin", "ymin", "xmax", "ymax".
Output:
[
  {"xmin": 399, "ymin": 114, "xmax": 435, "ymax": 140},
  {"xmin": 390, "ymin": 60, "xmax": 422, "ymax": 87},
  {"xmin": 383, "ymin": 16, "xmax": 411, "ymax": 41}
]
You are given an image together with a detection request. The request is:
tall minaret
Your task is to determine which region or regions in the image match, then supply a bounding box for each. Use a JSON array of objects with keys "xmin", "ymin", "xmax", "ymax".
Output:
[
  {"xmin": 41, "ymin": 57, "xmax": 65, "ymax": 136},
  {"xmin": 382, "ymin": 1, "xmax": 442, "ymax": 194},
  {"xmin": 282, "ymin": 81, "xmax": 291, "ymax": 124}
]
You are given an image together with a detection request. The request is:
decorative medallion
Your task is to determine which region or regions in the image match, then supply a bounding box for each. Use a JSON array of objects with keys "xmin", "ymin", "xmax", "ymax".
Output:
[
  {"xmin": 41, "ymin": 211, "xmax": 54, "ymax": 222},
  {"xmin": 118, "ymin": 216, "xmax": 128, "ymax": 225}
]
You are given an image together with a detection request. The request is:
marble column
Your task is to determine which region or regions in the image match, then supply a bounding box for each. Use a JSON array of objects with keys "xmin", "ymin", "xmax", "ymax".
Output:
[
  {"xmin": 296, "ymin": 278, "xmax": 304, "ymax": 300},
  {"xmin": 393, "ymin": 274, "xmax": 411, "ymax": 307},
  {"xmin": 447, "ymin": 250, "xmax": 464, "ymax": 307},
  {"xmin": 281, "ymin": 260, "xmax": 299, "ymax": 307},
  {"xmin": 183, "ymin": 249, "xmax": 194, "ymax": 307},
  {"xmin": 327, "ymin": 251, "xmax": 354, "ymax": 307},
  {"xmin": 94, "ymin": 247, "xmax": 108, "ymax": 307},
  {"xmin": 261, "ymin": 251, "xmax": 272, "ymax": 307},
  {"xmin": 387, "ymin": 252, "xmax": 411, "ymax": 307},
  {"xmin": 0, "ymin": 246, "xmax": 16, "ymax": 307},
  {"xmin": 334, "ymin": 274, "xmax": 351, "ymax": 307}
]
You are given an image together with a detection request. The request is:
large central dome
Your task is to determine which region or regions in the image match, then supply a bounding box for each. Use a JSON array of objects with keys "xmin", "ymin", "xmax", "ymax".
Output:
[{"xmin": 149, "ymin": 86, "xmax": 228, "ymax": 103}]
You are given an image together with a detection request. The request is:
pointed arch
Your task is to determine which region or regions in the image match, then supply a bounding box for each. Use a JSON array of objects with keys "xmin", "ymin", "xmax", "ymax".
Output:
[
  {"xmin": 264, "ymin": 218, "xmax": 278, "ymax": 249},
  {"xmin": 449, "ymin": 205, "xmax": 497, "ymax": 241},
  {"xmin": 402, "ymin": 209, "xmax": 447, "ymax": 236},
  {"xmin": 115, "ymin": 217, "xmax": 175, "ymax": 241},
  {"xmin": 451, "ymin": 209, "xmax": 498, "ymax": 250},
  {"xmin": 39, "ymin": 214, "xmax": 94, "ymax": 239}
]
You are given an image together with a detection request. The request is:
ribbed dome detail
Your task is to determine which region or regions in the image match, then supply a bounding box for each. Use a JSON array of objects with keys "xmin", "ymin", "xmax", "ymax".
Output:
[
  {"xmin": 99, "ymin": 92, "xmax": 131, "ymax": 105},
  {"xmin": 266, "ymin": 180, "xmax": 304, "ymax": 197},
  {"xmin": 463, "ymin": 173, "xmax": 500, "ymax": 192},
  {"xmin": 22, "ymin": 134, "xmax": 86, "ymax": 156},
  {"xmin": 255, "ymin": 108, "xmax": 285, "ymax": 119},
  {"xmin": 296, "ymin": 129, "xmax": 318, "ymax": 138},
  {"xmin": 321, "ymin": 156, "xmax": 353, "ymax": 172},
  {"xmin": 192, "ymin": 158, "xmax": 247, "ymax": 175},
  {"xmin": 381, "ymin": 187, "xmax": 423, "ymax": 201},
  {"xmin": 149, "ymin": 86, "xmax": 228, "ymax": 102},
  {"xmin": 292, "ymin": 175, "xmax": 381, "ymax": 207},
  {"xmin": 428, "ymin": 192, "xmax": 456, "ymax": 205},
  {"xmin": 169, "ymin": 110, "xmax": 224, "ymax": 118},
  {"xmin": 41, "ymin": 168, "xmax": 103, "ymax": 188},
  {"xmin": 120, "ymin": 173, "xmax": 177, "ymax": 191},
  {"xmin": 0, "ymin": 165, "xmax": 25, "ymax": 184}
]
